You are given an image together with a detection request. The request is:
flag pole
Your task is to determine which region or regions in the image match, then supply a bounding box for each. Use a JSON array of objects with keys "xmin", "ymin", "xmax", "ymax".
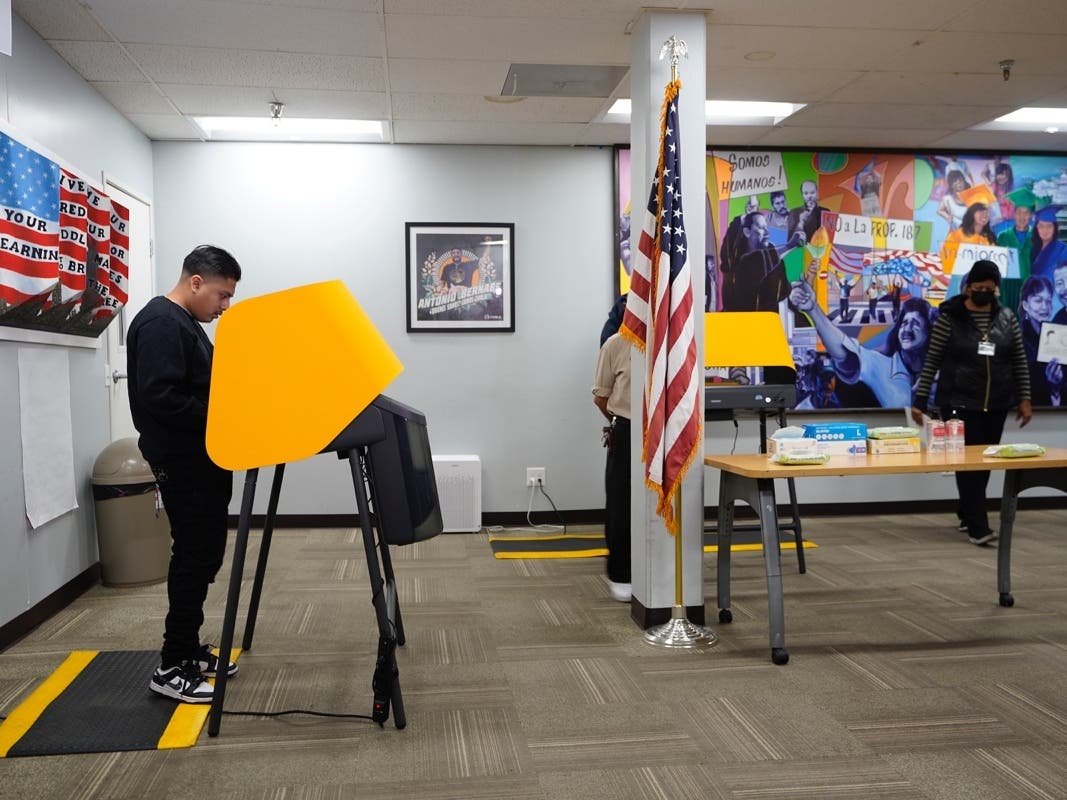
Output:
[{"xmin": 642, "ymin": 34, "xmax": 717, "ymax": 650}]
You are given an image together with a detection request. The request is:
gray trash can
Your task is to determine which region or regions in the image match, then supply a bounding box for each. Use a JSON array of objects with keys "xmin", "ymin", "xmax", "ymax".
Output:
[{"xmin": 91, "ymin": 438, "xmax": 171, "ymax": 587}]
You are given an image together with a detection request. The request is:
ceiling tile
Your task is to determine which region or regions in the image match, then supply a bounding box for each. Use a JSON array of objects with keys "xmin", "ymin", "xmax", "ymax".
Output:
[
  {"xmin": 697, "ymin": 0, "xmax": 973, "ymax": 29},
  {"xmin": 705, "ymin": 66, "xmax": 863, "ymax": 103},
  {"xmin": 385, "ymin": 14, "xmax": 629, "ymax": 62},
  {"xmin": 706, "ymin": 25, "xmax": 925, "ymax": 71},
  {"xmin": 125, "ymin": 112, "xmax": 205, "ymax": 141},
  {"xmin": 387, "ymin": 58, "xmax": 511, "ymax": 95},
  {"xmin": 85, "ymin": 0, "xmax": 382, "ymax": 56},
  {"xmin": 786, "ymin": 101, "xmax": 1009, "ymax": 130},
  {"xmin": 125, "ymin": 45, "xmax": 385, "ymax": 92},
  {"xmin": 827, "ymin": 71, "xmax": 1067, "ymax": 108},
  {"xmin": 941, "ymin": 0, "xmax": 1067, "ymax": 35},
  {"xmin": 11, "ymin": 0, "xmax": 110, "ymax": 41},
  {"xmin": 160, "ymin": 84, "xmax": 387, "ymax": 118},
  {"xmin": 391, "ymin": 93, "xmax": 603, "ymax": 123},
  {"xmin": 880, "ymin": 31, "xmax": 1067, "ymax": 75},
  {"xmin": 91, "ymin": 81, "xmax": 175, "ymax": 115},
  {"xmin": 50, "ymin": 41, "xmax": 146, "ymax": 82}
]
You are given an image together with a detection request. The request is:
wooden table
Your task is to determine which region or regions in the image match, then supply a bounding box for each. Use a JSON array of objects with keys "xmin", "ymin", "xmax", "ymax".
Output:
[{"xmin": 704, "ymin": 445, "xmax": 1067, "ymax": 665}]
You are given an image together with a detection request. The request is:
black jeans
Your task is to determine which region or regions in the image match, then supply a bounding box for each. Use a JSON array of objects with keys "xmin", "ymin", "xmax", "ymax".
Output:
[
  {"xmin": 604, "ymin": 417, "xmax": 632, "ymax": 584},
  {"xmin": 941, "ymin": 407, "xmax": 1008, "ymax": 536},
  {"xmin": 151, "ymin": 455, "xmax": 233, "ymax": 668}
]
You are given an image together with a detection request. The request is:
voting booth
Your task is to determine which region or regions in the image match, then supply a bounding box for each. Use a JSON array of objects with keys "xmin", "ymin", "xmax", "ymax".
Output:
[{"xmin": 204, "ymin": 280, "xmax": 442, "ymax": 736}]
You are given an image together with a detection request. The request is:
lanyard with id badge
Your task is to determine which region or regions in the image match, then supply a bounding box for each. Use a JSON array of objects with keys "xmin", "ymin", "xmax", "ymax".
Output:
[{"xmin": 978, "ymin": 339, "xmax": 995, "ymax": 356}]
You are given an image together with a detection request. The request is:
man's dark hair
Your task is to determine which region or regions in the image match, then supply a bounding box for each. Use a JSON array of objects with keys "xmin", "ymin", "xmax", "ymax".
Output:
[{"xmin": 182, "ymin": 244, "xmax": 242, "ymax": 281}]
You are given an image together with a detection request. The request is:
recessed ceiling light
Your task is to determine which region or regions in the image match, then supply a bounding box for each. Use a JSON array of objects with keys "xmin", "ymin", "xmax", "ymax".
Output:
[
  {"xmin": 744, "ymin": 51, "xmax": 776, "ymax": 61},
  {"xmin": 995, "ymin": 107, "xmax": 1067, "ymax": 124},
  {"xmin": 191, "ymin": 116, "xmax": 384, "ymax": 142},
  {"xmin": 606, "ymin": 98, "xmax": 803, "ymax": 125},
  {"xmin": 484, "ymin": 95, "xmax": 527, "ymax": 104}
]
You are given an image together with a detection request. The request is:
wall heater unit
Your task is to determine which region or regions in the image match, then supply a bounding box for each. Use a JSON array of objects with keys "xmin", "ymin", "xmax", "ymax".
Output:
[{"xmin": 432, "ymin": 455, "xmax": 481, "ymax": 532}]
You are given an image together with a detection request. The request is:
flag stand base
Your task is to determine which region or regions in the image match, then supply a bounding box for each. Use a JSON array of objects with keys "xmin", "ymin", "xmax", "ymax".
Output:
[{"xmin": 643, "ymin": 605, "xmax": 718, "ymax": 649}]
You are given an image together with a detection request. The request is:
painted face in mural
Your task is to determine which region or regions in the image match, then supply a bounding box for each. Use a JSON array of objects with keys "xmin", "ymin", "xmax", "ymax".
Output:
[
  {"xmin": 771, "ymin": 192, "xmax": 788, "ymax": 214},
  {"xmin": 1023, "ymin": 285, "xmax": 1053, "ymax": 323},
  {"xmin": 1014, "ymin": 205, "xmax": 1032, "ymax": 231},
  {"xmin": 801, "ymin": 180, "xmax": 818, "ymax": 210},
  {"xmin": 897, "ymin": 310, "xmax": 929, "ymax": 352},
  {"xmin": 974, "ymin": 207, "xmax": 990, "ymax": 228},
  {"xmin": 742, "ymin": 214, "xmax": 770, "ymax": 251},
  {"xmin": 1055, "ymin": 264, "xmax": 1067, "ymax": 308},
  {"xmin": 1037, "ymin": 221, "xmax": 1056, "ymax": 243}
]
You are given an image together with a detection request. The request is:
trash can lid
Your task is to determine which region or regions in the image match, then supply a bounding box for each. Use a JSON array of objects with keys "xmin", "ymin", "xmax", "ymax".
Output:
[{"xmin": 92, "ymin": 437, "xmax": 155, "ymax": 485}]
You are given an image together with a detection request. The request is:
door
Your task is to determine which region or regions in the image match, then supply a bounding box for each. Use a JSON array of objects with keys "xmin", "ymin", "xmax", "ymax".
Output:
[{"xmin": 104, "ymin": 179, "xmax": 154, "ymax": 442}]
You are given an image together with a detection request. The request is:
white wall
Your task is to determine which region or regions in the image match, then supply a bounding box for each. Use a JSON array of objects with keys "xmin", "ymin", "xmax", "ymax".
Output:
[
  {"xmin": 151, "ymin": 142, "xmax": 616, "ymax": 514},
  {"xmin": 0, "ymin": 17, "xmax": 153, "ymax": 628},
  {"xmin": 152, "ymin": 141, "xmax": 1067, "ymax": 519}
]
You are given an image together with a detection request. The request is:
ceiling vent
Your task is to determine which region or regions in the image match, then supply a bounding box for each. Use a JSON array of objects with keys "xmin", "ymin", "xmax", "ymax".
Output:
[{"xmin": 500, "ymin": 64, "xmax": 629, "ymax": 98}]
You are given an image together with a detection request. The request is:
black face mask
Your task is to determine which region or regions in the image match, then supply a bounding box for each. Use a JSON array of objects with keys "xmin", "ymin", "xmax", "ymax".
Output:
[{"xmin": 970, "ymin": 289, "xmax": 995, "ymax": 306}]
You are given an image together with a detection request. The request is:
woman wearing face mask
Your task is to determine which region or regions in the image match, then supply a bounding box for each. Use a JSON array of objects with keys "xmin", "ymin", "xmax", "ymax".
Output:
[{"xmin": 910, "ymin": 260, "xmax": 1032, "ymax": 546}]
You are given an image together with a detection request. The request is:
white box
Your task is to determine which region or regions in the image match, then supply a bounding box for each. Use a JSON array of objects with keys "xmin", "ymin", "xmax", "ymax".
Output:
[
  {"xmin": 431, "ymin": 455, "xmax": 481, "ymax": 532},
  {"xmin": 867, "ymin": 437, "xmax": 921, "ymax": 454}
]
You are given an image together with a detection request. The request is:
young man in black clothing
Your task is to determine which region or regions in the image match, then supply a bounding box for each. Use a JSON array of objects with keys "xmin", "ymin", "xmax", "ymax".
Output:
[{"xmin": 127, "ymin": 245, "xmax": 242, "ymax": 703}]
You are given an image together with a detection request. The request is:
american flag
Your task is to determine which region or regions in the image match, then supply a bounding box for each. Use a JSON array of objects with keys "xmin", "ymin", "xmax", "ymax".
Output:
[
  {"xmin": 619, "ymin": 80, "xmax": 701, "ymax": 536},
  {"xmin": 0, "ymin": 132, "xmax": 61, "ymax": 308}
]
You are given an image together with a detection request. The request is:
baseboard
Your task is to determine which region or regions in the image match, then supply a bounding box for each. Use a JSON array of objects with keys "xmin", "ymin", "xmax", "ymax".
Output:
[
  {"xmin": 232, "ymin": 496, "xmax": 1067, "ymax": 530},
  {"xmin": 0, "ymin": 563, "xmax": 101, "ymax": 651}
]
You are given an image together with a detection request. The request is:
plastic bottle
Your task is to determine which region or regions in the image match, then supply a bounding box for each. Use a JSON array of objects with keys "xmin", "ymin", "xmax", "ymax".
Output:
[
  {"xmin": 946, "ymin": 414, "xmax": 965, "ymax": 454},
  {"xmin": 927, "ymin": 418, "xmax": 947, "ymax": 454}
]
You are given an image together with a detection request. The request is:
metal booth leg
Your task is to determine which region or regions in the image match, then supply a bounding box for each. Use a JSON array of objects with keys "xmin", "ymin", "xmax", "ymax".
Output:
[
  {"xmin": 209, "ymin": 467, "xmax": 259, "ymax": 737},
  {"xmin": 242, "ymin": 463, "xmax": 286, "ymax": 651},
  {"xmin": 346, "ymin": 449, "xmax": 406, "ymax": 730}
]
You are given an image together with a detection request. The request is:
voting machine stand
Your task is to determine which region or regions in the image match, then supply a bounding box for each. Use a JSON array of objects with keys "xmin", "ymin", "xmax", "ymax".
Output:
[
  {"xmin": 208, "ymin": 396, "xmax": 443, "ymax": 737},
  {"xmin": 703, "ymin": 312, "xmax": 806, "ymax": 573}
]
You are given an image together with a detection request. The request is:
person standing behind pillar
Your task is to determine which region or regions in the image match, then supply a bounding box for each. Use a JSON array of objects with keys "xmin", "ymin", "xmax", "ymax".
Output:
[
  {"xmin": 592, "ymin": 332, "xmax": 632, "ymax": 602},
  {"xmin": 910, "ymin": 259, "xmax": 1032, "ymax": 547},
  {"xmin": 127, "ymin": 244, "xmax": 242, "ymax": 703}
]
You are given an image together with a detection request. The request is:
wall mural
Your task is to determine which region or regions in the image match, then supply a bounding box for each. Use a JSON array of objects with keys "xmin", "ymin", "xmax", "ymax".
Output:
[{"xmin": 616, "ymin": 147, "xmax": 1067, "ymax": 409}]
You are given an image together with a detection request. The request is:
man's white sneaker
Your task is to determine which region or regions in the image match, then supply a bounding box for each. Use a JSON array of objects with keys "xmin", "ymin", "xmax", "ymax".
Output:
[
  {"xmin": 609, "ymin": 581, "xmax": 632, "ymax": 602},
  {"xmin": 150, "ymin": 662, "xmax": 214, "ymax": 703}
]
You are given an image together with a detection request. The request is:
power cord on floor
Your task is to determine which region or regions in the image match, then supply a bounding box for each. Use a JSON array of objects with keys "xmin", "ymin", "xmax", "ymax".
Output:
[
  {"xmin": 221, "ymin": 708, "xmax": 375, "ymax": 721},
  {"xmin": 527, "ymin": 479, "xmax": 566, "ymax": 533},
  {"xmin": 484, "ymin": 479, "xmax": 567, "ymax": 534}
]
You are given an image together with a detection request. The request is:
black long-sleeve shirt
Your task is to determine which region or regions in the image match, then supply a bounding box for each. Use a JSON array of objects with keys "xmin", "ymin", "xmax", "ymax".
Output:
[{"xmin": 126, "ymin": 296, "xmax": 215, "ymax": 464}]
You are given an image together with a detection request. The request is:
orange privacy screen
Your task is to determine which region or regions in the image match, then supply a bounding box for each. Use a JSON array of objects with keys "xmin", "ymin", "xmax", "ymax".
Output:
[
  {"xmin": 704, "ymin": 312, "xmax": 793, "ymax": 369},
  {"xmin": 207, "ymin": 280, "xmax": 402, "ymax": 471}
]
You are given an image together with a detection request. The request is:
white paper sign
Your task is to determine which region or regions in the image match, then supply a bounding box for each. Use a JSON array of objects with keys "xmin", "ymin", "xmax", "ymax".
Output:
[
  {"xmin": 18, "ymin": 347, "xmax": 78, "ymax": 528},
  {"xmin": 955, "ymin": 243, "xmax": 1020, "ymax": 280},
  {"xmin": 715, "ymin": 151, "xmax": 787, "ymax": 198},
  {"xmin": 1036, "ymin": 322, "xmax": 1067, "ymax": 364}
]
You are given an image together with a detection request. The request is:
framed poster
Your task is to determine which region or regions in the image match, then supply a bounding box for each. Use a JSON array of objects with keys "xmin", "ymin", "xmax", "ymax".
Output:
[{"xmin": 405, "ymin": 222, "xmax": 514, "ymax": 333}]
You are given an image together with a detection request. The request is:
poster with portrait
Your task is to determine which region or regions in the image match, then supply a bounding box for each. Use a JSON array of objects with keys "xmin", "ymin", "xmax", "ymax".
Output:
[
  {"xmin": 406, "ymin": 222, "xmax": 514, "ymax": 332},
  {"xmin": 616, "ymin": 147, "xmax": 1067, "ymax": 409}
]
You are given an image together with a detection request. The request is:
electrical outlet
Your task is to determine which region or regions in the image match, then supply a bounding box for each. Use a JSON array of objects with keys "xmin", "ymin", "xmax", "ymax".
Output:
[{"xmin": 526, "ymin": 467, "xmax": 546, "ymax": 487}]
